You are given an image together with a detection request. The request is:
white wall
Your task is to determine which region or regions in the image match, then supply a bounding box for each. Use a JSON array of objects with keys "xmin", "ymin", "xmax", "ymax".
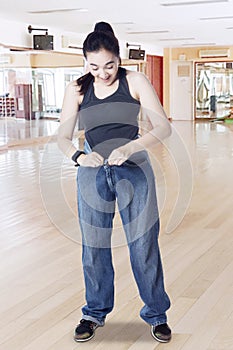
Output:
[{"xmin": 0, "ymin": 19, "xmax": 32, "ymax": 48}]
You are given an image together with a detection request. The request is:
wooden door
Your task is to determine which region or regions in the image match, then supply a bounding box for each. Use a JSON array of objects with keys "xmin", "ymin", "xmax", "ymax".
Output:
[{"xmin": 146, "ymin": 55, "xmax": 163, "ymax": 105}]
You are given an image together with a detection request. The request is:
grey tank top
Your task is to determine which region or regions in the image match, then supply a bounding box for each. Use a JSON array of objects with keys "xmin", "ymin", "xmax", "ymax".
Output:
[{"xmin": 78, "ymin": 67, "xmax": 141, "ymax": 158}]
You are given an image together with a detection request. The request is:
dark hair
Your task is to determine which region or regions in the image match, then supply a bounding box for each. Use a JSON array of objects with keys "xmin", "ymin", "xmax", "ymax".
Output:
[
  {"xmin": 82, "ymin": 31, "xmax": 120, "ymax": 60},
  {"xmin": 77, "ymin": 22, "xmax": 120, "ymax": 95},
  {"xmin": 94, "ymin": 21, "xmax": 115, "ymax": 35}
]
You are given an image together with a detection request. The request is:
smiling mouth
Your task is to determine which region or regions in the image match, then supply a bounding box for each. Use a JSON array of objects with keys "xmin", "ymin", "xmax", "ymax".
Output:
[{"xmin": 100, "ymin": 77, "xmax": 111, "ymax": 83}]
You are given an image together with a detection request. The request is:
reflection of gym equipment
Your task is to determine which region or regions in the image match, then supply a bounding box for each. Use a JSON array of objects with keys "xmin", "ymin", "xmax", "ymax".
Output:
[
  {"xmin": 0, "ymin": 96, "xmax": 15, "ymax": 117},
  {"xmin": 210, "ymin": 95, "xmax": 216, "ymax": 113},
  {"xmin": 195, "ymin": 62, "xmax": 233, "ymax": 119},
  {"xmin": 211, "ymin": 105, "xmax": 233, "ymax": 123},
  {"xmin": 196, "ymin": 70, "xmax": 210, "ymax": 110}
]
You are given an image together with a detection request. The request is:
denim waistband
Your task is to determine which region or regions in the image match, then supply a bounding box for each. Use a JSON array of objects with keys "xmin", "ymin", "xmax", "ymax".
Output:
[
  {"xmin": 83, "ymin": 136, "xmax": 141, "ymax": 155},
  {"xmin": 83, "ymin": 137, "xmax": 147, "ymax": 166},
  {"xmin": 84, "ymin": 140, "xmax": 92, "ymax": 154}
]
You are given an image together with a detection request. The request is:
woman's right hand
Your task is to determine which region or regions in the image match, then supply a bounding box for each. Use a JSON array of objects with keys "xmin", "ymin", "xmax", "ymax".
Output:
[{"xmin": 78, "ymin": 152, "xmax": 104, "ymax": 167}]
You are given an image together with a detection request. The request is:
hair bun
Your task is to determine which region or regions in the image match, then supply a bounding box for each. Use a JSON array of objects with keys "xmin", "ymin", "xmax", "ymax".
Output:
[{"xmin": 94, "ymin": 22, "xmax": 115, "ymax": 35}]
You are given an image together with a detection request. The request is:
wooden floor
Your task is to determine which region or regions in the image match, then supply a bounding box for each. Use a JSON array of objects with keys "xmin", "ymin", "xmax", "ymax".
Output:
[{"xmin": 0, "ymin": 120, "xmax": 233, "ymax": 350}]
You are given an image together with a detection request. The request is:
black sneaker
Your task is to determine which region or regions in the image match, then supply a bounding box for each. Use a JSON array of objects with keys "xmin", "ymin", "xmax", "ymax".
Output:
[
  {"xmin": 151, "ymin": 323, "xmax": 172, "ymax": 343},
  {"xmin": 74, "ymin": 319, "xmax": 99, "ymax": 342}
]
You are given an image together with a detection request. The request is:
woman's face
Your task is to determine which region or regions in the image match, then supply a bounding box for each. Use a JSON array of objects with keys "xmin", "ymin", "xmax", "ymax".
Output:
[{"xmin": 86, "ymin": 49, "xmax": 119, "ymax": 86}]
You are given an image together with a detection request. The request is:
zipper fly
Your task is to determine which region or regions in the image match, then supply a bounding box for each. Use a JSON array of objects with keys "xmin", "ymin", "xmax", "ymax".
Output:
[{"xmin": 103, "ymin": 159, "xmax": 115, "ymax": 192}]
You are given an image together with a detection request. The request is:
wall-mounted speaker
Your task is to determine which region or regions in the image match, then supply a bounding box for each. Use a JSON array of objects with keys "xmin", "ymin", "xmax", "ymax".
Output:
[
  {"xmin": 129, "ymin": 49, "xmax": 145, "ymax": 60},
  {"xmin": 33, "ymin": 35, "xmax": 54, "ymax": 50},
  {"xmin": 226, "ymin": 62, "xmax": 232, "ymax": 69}
]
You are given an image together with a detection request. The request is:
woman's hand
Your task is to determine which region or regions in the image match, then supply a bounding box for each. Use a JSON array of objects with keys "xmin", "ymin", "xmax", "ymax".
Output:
[
  {"xmin": 108, "ymin": 146, "xmax": 128, "ymax": 166},
  {"xmin": 78, "ymin": 152, "xmax": 104, "ymax": 167},
  {"xmin": 108, "ymin": 142, "xmax": 141, "ymax": 166}
]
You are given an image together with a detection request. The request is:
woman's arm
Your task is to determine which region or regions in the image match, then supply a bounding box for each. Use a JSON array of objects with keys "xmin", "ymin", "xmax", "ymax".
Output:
[
  {"xmin": 108, "ymin": 71, "xmax": 172, "ymax": 165},
  {"xmin": 58, "ymin": 81, "xmax": 80, "ymax": 159},
  {"xmin": 58, "ymin": 80, "xmax": 104, "ymax": 167},
  {"xmin": 129, "ymin": 71, "xmax": 172, "ymax": 149}
]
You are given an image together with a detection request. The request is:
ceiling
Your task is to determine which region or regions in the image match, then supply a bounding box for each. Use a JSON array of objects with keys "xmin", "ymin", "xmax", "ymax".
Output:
[{"xmin": 1, "ymin": 0, "xmax": 233, "ymax": 50}]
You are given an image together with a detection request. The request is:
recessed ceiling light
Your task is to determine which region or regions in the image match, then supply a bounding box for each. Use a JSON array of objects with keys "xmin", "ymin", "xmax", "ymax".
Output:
[
  {"xmin": 159, "ymin": 37, "xmax": 195, "ymax": 41},
  {"xmin": 161, "ymin": 0, "xmax": 228, "ymax": 6},
  {"xmin": 200, "ymin": 15, "xmax": 233, "ymax": 20},
  {"xmin": 113, "ymin": 22, "xmax": 135, "ymax": 25},
  {"xmin": 182, "ymin": 42, "xmax": 216, "ymax": 46},
  {"xmin": 127, "ymin": 30, "xmax": 169, "ymax": 34},
  {"xmin": 28, "ymin": 8, "xmax": 88, "ymax": 14}
]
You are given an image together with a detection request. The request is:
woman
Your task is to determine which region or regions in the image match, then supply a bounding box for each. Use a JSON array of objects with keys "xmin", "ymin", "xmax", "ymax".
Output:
[{"xmin": 58, "ymin": 22, "xmax": 172, "ymax": 343}]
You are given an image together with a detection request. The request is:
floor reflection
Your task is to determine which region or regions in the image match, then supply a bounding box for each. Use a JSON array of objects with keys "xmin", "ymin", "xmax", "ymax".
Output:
[{"xmin": 0, "ymin": 118, "xmax": 60, "ymax": 147}]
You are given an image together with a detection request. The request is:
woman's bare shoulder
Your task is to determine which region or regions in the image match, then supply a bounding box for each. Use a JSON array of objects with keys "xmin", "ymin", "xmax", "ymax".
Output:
[
  {"xmin": 125, "ymin": 69, "xmax": 149, "ymax": 86},
  {"xmin": 125, "ymin": 69, "xmax": 146, "ymax": 79},
  {"xmin": 66, "ymin": 80, "xmax": 80, "ymax": 93},
  {"xmin": 64, "ymin": 80, "xmax": 83, "ymax": 105},
  {"xmin": 125, "ymin": 70, "xmax": 151, "ymax": 99}
]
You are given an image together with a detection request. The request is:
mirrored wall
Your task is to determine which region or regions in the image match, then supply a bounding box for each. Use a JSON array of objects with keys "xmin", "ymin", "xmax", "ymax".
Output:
[
  {"xmin": 0, "ymin": 67, "xmax": 84, "ymax": 118},
  {"xmin": 195, "ymin": 61, "xmax": 233, "ymax": 119},
  {"xmin": 0, "ymin": 51, "xmax": 85, "ymax": 148}
]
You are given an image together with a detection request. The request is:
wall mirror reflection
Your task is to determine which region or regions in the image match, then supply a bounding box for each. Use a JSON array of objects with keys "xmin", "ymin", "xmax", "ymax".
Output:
[
  {"xmin": 0, "ymin": 67, "xmax": 84, "ymax": 119},
  {"xmin": 195, "ymin": 61, "xmax": 233, "ymax": 120},
  {"xmin": 0, "ymin": 51, "xmax": 85, "ymax": 148}
]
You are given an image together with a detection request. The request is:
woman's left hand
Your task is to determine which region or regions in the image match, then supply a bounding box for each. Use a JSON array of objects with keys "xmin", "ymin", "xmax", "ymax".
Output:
[
  {"xmin": 108, "ymin": 145, "xmax": 130, "ymax": 166},
  {"xmin": 108, "ymin": 142, "xmax": 141, "ymax": 166}
]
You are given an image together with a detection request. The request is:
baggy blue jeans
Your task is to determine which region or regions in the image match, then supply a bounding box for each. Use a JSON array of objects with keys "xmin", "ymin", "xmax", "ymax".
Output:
[{"xmin": 76, "ymin": 143, "xmax": 170, "ymax": 327}]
